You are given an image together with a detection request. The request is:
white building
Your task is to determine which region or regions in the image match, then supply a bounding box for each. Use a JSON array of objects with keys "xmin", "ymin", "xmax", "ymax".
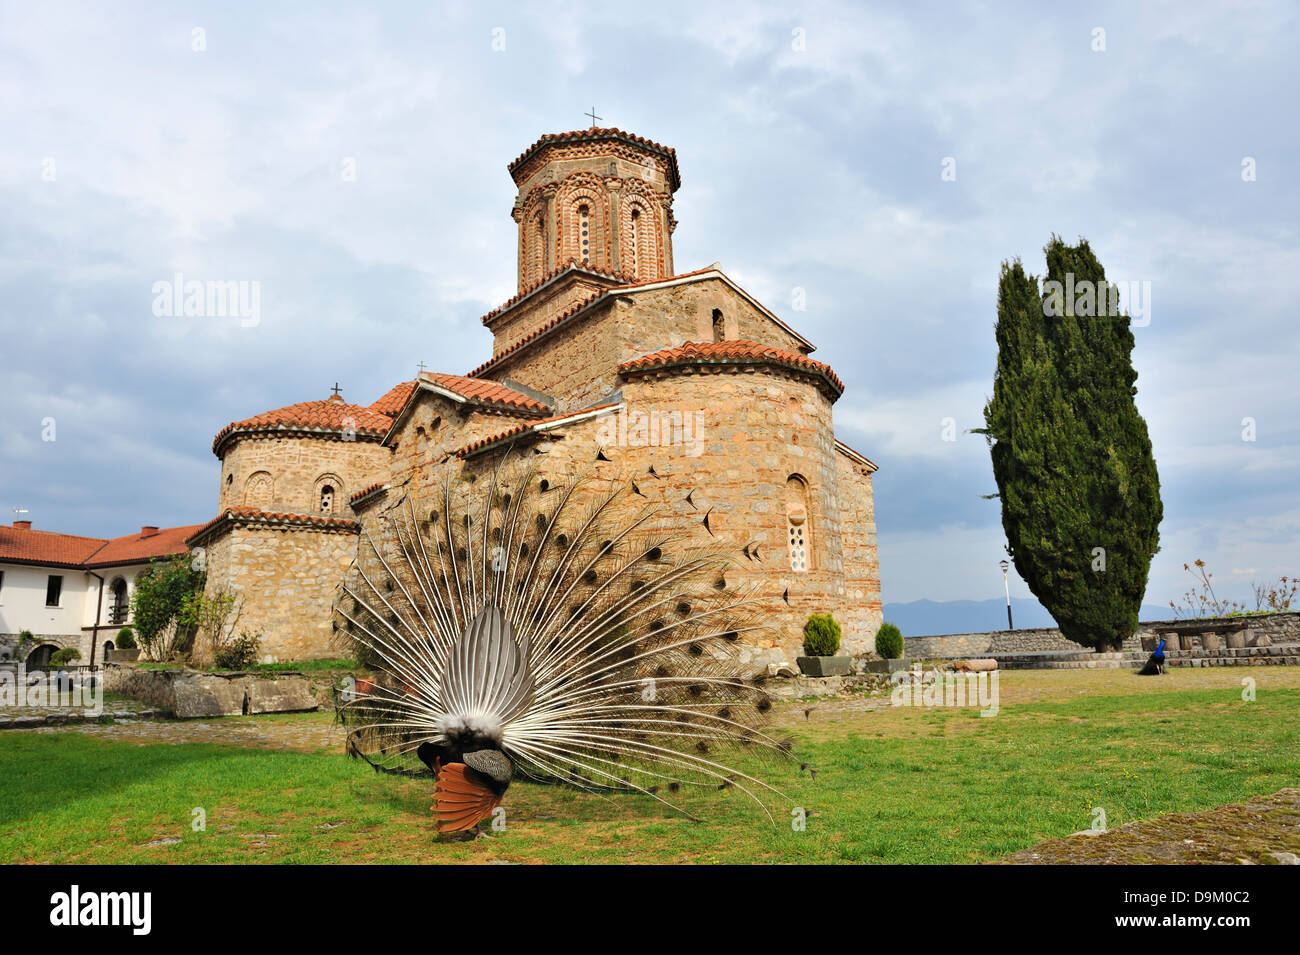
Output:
[{"xmin": 0, "ymin": 519, "xmax": 201, "ymax": 667}]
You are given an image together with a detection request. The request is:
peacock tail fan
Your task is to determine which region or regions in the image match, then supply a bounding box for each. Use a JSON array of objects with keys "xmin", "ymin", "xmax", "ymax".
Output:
[{"xmin": 331, "ymin": 449, "xmax": 793, "ymax": 821}]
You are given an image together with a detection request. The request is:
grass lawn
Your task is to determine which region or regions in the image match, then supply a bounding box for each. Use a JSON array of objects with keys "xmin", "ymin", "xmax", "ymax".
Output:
[{"xmin": 1, "ymin": 667, "xmax": 1297, "ymax": 864}]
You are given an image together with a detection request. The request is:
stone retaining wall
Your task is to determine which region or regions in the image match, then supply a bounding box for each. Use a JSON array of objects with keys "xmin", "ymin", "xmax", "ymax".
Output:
[
  {"xmin": 103, "ymin": 665, "xmax": 318, "ymax": 718},
  {"xmin": 904, "ymin": 611, "xmax": 1300, "ymax": 659}
]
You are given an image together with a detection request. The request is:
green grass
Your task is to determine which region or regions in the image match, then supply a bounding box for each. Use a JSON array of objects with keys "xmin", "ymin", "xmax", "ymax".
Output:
[{"xmin": 2, "ymin": 668, "xmax": 1298, "ymax": 863}]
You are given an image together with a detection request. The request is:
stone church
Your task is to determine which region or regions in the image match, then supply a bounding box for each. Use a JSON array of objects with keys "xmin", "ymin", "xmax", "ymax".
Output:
[{"xmin": 188, "ymin": 127, "xmax": 882, "ymax": 665}]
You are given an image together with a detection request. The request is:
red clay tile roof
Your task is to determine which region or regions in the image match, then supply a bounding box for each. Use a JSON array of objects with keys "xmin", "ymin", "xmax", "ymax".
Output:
[
  {"xmin": 508, "ymin": 127, "xmax": 681, "ymax": 189},
  {"xmin": 456, "ymin": 403, "xmax": 622, "ymax": 458},
  {"xmin": 0, "ymin": 523, "xmax": 201, "ymax": 569},
  {"xmin": 186, "ymin": 507, "xmax": 360, "ymax": 547},
  {"xmin": 479, "ymin": 260, "xmax": 634, "ymax": 327},
  {"xmin": 0, "ymin": 526, "xmax": 108, "ymax": 568},
  {"xmin": 417, "ymin": 372, "xmax": 551, "ymax": 415},
  {"xmin": 213, "ymin": 394, "xmax": 394, "ymax": 456},
  {"xmin": 618, "ymin": 341, "xmax": 844, "ymax": 397},
  {"xmin": 87, "ymin": 524, "xmax": 206, "ymax": 568},
  {"xmin": 349, "ymin": 482, "xmax": 388, "ymax": 505},
  {"xmin": 369, "ymin": 381, "xmax": 416, "ymax": 416}
]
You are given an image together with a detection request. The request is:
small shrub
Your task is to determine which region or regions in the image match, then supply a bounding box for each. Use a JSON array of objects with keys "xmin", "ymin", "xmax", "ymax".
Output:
[
  {"xmin": 803, "ymin": 614, "xmax": 842, "ymax": 656},
  {"xmin": 875, "ymin": 622, "xmax": 904, "ymax": 659},
  {"xmin": 116, "ymin": 627, "xmax": 136, "ymax": 649},
  {"xmin": 213, "ymin": 631, "xmax": 262, "ymax": 670},
  {"xmin": 49, "ymin": 647, "xmax": 82, "ymax": 666}
]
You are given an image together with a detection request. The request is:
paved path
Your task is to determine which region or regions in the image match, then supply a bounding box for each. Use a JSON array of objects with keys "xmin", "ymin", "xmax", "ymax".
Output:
[{"xmin": 23, "ymin": 711, "xmax": 347, "ymax": 753}]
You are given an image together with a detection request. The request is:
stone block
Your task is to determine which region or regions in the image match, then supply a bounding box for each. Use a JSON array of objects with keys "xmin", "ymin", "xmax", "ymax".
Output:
[
  {"xmin": 796, "ymin": 655, "xmax": 852, "ymax": 677},
  {"xmin": 244, "ymin": 676, "xmax": 317, "ymax": 714}
]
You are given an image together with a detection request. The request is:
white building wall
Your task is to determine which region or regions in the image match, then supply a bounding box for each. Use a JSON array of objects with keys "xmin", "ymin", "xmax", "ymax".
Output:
[{"xmin": 0, "ymin": 562, "xmax": 93, "ymax": 636}]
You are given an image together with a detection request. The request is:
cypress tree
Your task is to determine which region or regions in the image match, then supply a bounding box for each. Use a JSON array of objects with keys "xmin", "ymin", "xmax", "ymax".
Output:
[{"xmin": 981, "ymin": 237, "xmax": 1162, "ymax": 650}]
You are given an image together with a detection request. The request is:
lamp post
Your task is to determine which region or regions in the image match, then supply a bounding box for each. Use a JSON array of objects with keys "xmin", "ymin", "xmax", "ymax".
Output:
[{"xmin": 1000, "ymin": 559, "xmax": 1014, "ymax": 630}]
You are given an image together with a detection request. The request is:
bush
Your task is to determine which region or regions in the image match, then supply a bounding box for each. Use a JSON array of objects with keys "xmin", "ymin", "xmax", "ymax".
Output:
[
  {"xmin": 802, "ymin": 614, "xmax": 842, "ymax": 656},
  {"xmin": 213, "ymin": 631, "xmax": 262, "ymax": 670},
  {"xmin": 116, "ymin": 627, "xmax": 136, "ymax": 649},
  {"xmin": 49, "ymin": 647, "xmax": 82, "ymax": 666},
  {"xmin": 875, "ymin": 622, "xmax": 904, "ymax": 659}
]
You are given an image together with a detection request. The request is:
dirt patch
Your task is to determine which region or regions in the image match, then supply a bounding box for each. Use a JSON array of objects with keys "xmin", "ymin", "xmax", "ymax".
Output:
[{"xmin": 1001, "ymin": 788, "xmax": 1300, "ymax": 864}]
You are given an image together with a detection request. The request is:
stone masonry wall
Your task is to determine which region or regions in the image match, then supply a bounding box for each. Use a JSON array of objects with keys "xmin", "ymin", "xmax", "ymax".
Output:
[
  {"xmin": 835, "ymin": 451, "xmax": 883, "ymax": 654},
  {"xmin": 200, "ymin": 524, "xmax": 358, "ymax": 661},
  {"xmin": 905, "ymin": 611, "xmax": 1300, "ymax": 658},
  {"xmin": 218, "ymin": 434, "xmax": 391, "ymax": 518}
]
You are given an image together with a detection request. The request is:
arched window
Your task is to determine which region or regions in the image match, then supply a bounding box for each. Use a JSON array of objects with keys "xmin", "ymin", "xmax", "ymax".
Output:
[
  {"xmin": 108, "ymin": 577, "xmax": 129, "ymax": 625},
  {"xmin": 244, "ymin": 471, "xmax": 273, "ymax": 509},
  {"xmin": 314, "ymin": 473, "xmax": 343, "ymax": 515},
  {"xmin": 786, "ymin": 475, "xmax": 811, "ymax": 572},
  {"xmin": 629, "ymin": 208, "xmax": 640, "ymax": 278},
  {"xmin": 533, "ymin": 212, "xmax": 546, "ymax": 282},
  {"xmin": 712, "ymin": 308, "xmax": 725, "ymax": 342},
  {"xmin": 578, "ymin": 204, "xmax": 590, "ymax": 265}
]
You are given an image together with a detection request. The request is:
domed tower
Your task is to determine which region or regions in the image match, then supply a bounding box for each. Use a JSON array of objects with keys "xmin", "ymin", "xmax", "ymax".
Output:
[{"xmin": 507, "ymin": 127, "xmax": 681, "ymax": 290}]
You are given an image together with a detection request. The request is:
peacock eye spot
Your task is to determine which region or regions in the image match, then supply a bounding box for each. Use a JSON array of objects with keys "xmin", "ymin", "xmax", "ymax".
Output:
[
  {"xmin": 582, "ymin": 569, "xmax": 598, "ymax": 585},
  {"xmin": 649, "ymin": 619, "xmax": 664, "ymax": 631},
  {"xmin": 714, "ymin": 577, "xmax": 727, "ymax": 590},
  {"xmin": 645, "ymin": 546, "xmax": 662, "ymax": 562},
  {"xmin": 722, "ymin": 630, "xmax": 739, "ymax": 641},
  {"xmin": 688, "ymin": 642, "xmax": 703, "ymax": 656},
  {"xmin": 555, "ymin": 533, "xmax": 569, "ymax": 549},
  {"xmin": 539, "ymin": 479, "xmax": 550, "ymax": 492},
  {"xmin": 676, "ymin": 601, "xmax": 691, "ymax": 616}
]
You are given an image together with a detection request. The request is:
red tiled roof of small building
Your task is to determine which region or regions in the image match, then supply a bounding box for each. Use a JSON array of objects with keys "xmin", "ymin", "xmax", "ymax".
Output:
[
  {"xmin": 508, "ymin": 127, "xmax": 681, "ymax": 189},
  {"xmin": 88, "ymin": 524, "xmax": 206, "ymax": 567},
  {"xmin": 618, "ymin": 341, "xmax": 844, "ymax": 397},
  {"xmin": 0, "ymin": 522, "xmax": 202, "ymax": 569},
  {"xmin": 213, "ymin": 394, "xmax": 394, "ymax": 456},
  {"xmin": 369, "ymin": 381, "xmax": 416, "ymax": 416},
  {"xmin": 0, "ymin": 525, "xmax": 109, "ymax": 568},
  {"xmin": 416, "ymin": 372, "xmax": 551, "ymax": 415}
]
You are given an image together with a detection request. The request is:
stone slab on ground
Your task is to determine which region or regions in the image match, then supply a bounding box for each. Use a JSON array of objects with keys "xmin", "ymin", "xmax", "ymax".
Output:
[{"xmin": 1000, "ymin": 788, "xmax": 1300, "ymax": 864}]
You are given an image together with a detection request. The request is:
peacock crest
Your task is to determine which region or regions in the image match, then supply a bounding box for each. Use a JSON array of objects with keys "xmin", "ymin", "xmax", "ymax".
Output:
[{"xmin": 333, "ymin": 451, "xmax": 791, "ymax": 831}]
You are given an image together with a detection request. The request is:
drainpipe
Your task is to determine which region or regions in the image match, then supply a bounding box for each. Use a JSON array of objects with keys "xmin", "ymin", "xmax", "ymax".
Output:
[{"xmin": 87, "ymin": 570, "xmax": 104, "ymax": 668}]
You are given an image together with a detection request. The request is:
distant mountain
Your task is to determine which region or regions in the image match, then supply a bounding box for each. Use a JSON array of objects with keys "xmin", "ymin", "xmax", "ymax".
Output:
[{"xmin": 881, "ymin": 598, "xmax": 1172, "ymax": 637}]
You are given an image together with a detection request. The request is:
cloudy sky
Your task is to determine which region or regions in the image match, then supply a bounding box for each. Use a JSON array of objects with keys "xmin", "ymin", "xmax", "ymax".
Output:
[{"xmin": 1, "ymin": 1, "xmax": 1296, "ymax": 612}]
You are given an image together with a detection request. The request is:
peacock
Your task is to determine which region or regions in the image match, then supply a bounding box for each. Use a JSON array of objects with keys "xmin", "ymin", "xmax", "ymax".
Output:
[
  {"xmin": 1136, "ymin": 637, "xmax": 1166, "ymax": 675},
  {"xmin": 333, "ymin": 451, "xmax": 791, "ymax": 835}
]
